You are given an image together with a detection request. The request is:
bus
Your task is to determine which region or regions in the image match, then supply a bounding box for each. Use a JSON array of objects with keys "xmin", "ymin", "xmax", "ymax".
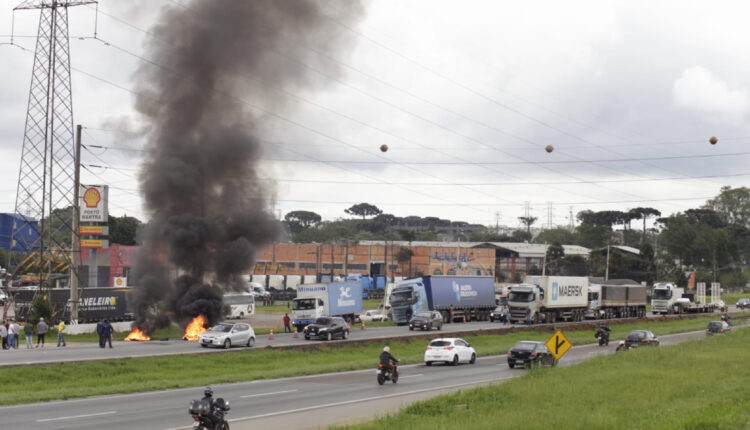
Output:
[{"xmin": 224, "ymin": 292, "xmax": 255, "ymax": 319}]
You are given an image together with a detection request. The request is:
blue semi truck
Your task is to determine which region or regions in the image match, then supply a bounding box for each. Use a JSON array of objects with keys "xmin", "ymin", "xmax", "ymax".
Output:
[{"xmin": 389, "ymin": 276, "xmax": 496, "ymax": 324}]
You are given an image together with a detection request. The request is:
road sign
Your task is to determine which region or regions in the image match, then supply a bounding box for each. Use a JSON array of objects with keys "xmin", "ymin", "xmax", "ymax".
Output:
[{"xmin": 545, "ymin": 329, "xmax": 571, "ymax": 360}]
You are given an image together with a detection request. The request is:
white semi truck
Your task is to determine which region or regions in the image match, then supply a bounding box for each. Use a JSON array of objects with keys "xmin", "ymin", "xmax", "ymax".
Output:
[
  {"xmin": 508, "ymin": 276, "xmax": 589, "ymax": 324},
  {"xmin": 651, "ymin": 282, "xmax": 716, "ymax": 315}
]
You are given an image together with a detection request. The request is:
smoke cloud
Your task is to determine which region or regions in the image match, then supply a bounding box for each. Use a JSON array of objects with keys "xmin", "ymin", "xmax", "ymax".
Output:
[{"xmin": 130, "ymin": 0, "xmax": 364, "ymax": 333}]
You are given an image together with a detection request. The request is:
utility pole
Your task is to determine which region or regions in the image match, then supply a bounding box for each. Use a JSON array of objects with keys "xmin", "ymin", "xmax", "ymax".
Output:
[{"xmin": 69, "ymin": 124, "xmax": 82, "ymax": 322}]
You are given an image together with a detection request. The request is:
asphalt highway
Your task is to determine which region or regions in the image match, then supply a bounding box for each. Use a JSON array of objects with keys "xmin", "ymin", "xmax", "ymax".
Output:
[
  {"xmin": 0, "ymin": 328, "xmax": 719, "ymax": 430},
  {"xmin": 0, "ymin": 308, "xmax": 737, "ymax": 366}
]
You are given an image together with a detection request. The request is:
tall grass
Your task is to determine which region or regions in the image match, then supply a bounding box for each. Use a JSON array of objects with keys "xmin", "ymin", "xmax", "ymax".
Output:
[
  {"xmin": 0, "ymin": 315, "xmax": 735, "ymax": 405},
  {"xmin": 335, "ymin": 328, "xmax": 750, "ymax": 430}
]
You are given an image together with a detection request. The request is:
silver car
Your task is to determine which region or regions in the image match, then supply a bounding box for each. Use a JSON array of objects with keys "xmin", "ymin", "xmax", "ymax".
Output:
[{"xmin": 199, "ymin": 322, "xmax": 256, "ymax": 349}]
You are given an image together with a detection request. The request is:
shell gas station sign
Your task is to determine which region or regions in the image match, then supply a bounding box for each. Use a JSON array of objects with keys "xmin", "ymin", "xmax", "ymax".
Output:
[{"xmin": 80, "ymin": 185, "xmax": 109, "ymax": 222}]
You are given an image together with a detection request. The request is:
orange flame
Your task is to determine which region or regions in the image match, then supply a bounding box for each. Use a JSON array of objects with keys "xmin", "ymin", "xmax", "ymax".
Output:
[
  {"xmin": 124, "ymin": 326, "xmax": 151, "ymax": 341},
  {"xmin": 183, "ymin": 315, "xmax": 208, "ymax": 341}
]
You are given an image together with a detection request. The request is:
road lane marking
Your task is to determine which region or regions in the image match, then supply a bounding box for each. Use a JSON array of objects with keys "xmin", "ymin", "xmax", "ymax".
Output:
[
  {"xmin": 228, "ymin": 376, "xmax": 514, "ymax": 423},
  {"xmin": 241, "ymin": 389, "xmax": 298, "ymax": 398},
  {"xmin": 399, "ymin": 374, "xmax": 423, "ymax": 379},
  {"xmin": 36, "ymin": 411, "xmax": 116, "ymax": 422}
]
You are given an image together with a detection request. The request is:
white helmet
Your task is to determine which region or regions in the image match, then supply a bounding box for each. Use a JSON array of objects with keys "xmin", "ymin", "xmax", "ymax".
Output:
[{"xmin": 383, "ymin": 346, "xmax": 390, "ymax": 352}]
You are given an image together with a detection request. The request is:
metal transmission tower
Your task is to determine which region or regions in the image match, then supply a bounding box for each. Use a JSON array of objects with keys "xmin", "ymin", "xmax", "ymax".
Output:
[{"xmin": 10, "ymin": 1, "xmax": 94, "ymax": 283}]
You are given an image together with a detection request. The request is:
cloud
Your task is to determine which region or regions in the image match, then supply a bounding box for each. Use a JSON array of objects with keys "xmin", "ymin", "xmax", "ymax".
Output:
[{"xmin": 672, "ymin": 66, "xmax": 750, "ymax": 125}]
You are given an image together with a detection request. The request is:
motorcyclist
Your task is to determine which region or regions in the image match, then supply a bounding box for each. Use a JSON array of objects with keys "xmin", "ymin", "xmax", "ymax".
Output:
[
  {"xmin": 596, "ymin": 322, "xmax": 611, "ymax": 342},
  {"xmin": 379, "ymin": 345, "xmax": 399, "ymax": 375},
  {"xmin": 199, "ymin": 387, "xmax": 218, "ymax": 429}
]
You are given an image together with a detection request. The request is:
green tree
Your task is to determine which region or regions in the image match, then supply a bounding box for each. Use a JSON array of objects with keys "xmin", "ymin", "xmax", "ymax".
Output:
[
  {"xmin": 517, "ymin": 216, "xmax": 537, "ymax": 237},
  {"xmin": 395, "ymin": 247, "xmax": 415, "ymax": 277},
  {"xmin": 704, "ymin": 186, "xmax": 750, "ymax": 227},
  {"xmin": 29, "ymin": 294, "xmax": 52, "ymax": 328},
  {"xmin": 345, "ymin": 203, "xmax": 383, "ymax": 220},
  {"xmin": 108, "ymin": 215, "xmax": 142, "ymax": 245},
  {"xmin": 545, "ymin": 242, "xmax": 565, "ymax": 275},
  {"xmin": 628, "ymin": 207, "xmax": 661, "ymax": 243},
  {"xmin": 284, "ymin": 211, "xmax": 322, "ymax": 235}
]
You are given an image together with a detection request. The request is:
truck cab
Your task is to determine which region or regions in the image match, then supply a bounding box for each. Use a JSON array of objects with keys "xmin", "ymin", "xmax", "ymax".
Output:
[
  {"xmin": 292, "ymin": 296, "xmax": 325, "ymax": 329},
  {"xmin": 389, "ymin": 282, "xmax": 426, "ymax": 324},
  {"xmin": 507, "ymin": 284, "xmax": 541, "ymax": 323},
  {"xmin": 586, "ymin": 283, "xmax": 602, "ymax": 319},
  {"xmin": 651, "ymin": 282, "xmax": 684, "ymax": 315}
]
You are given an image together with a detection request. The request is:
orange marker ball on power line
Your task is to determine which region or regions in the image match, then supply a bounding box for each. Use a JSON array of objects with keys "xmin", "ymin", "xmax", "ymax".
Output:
[{"xmin": 545, "ymin": 144, "xmax": 554, "ymax": 153}]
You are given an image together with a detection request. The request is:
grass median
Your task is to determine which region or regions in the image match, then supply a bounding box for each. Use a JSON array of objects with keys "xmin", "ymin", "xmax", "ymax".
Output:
[
  {"xmin": 0, "ymin": 315, "xmax": 736, "ymax": 405},
  {"xmin": 333, "ymin": 327, "xmax": 750, "ymax": 430}
]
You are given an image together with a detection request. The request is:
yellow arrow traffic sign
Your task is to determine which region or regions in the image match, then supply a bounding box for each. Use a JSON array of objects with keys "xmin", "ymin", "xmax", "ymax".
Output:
[{"xmin": 545, "ymin": 329, "xmax": 571, "ymax": 360}]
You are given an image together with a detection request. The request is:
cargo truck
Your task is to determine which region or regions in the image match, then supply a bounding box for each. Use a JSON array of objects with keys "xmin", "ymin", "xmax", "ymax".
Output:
[
  {"xmin": 291, "ymin": 281, "xmax": 363, "ymax": 331},
  {"xmin": 651, "ymin": 282, "xmax": 716, "ymax": 315},
  {"xmin": 13, "ymin": 287, "xmax": 135, "ymax": 323},
  {"xmin": 508, "ymin": 276, "xmax": 589, "ymax": 324},
  {"xmin": 389, "ymin": 276, "xmax": 496, "ymax": 325},
  {"xmin": 585, "ymin": 279, "xmax": 647, "ymax": 319}
]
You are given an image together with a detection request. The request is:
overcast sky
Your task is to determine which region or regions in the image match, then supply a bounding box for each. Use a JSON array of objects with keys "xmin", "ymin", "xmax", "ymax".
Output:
[{"xmin": 2, "ymin": 0, "xmax": 750, "ymax": 230}]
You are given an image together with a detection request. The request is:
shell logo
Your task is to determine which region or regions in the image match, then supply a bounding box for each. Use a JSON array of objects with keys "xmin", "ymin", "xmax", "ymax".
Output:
[
  {"xmin": 83, "ymin": 187, "xmax": 102, "ymax": 208},
  {"xmin": 110, "ymin": 297, "xmax": 117, "ymax": 306},
  {"xmin": 115, "ymin": 278, "xmax": 123, "ymax": 286}
]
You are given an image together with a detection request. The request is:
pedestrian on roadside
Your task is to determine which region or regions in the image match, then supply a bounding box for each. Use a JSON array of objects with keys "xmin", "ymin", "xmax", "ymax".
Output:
[
  {"xmin": 36, "ymin": 317, "xmax": 48, "ymax": 348},
  {"xmin": 0, "ymin": 321, "xmax": 7, "ymax": 350},
  {"xmin": 96, "ymin": 318, "xmax": 106, "ymax": 348},
  {"xmin": 502, "ymin": 304, "xmax": 510, "ymax": 325},
  {"xmin": 448, "ymin": 304, "xmax": 455, "ymax": 324},
  {"xmin": 104, "ymin": 319, "xmax": 113, "ymax": 348},
  {"xmin": 57, "ymin": 319, "xmax": 66, "ymax": 347},
  {"xmin": 9, "ymin": 319, "xmax": 20, "ymax": 349},
  {"xmin": 524, "ymin": 307, "xmax": 531, "ymax": 326},
  {"xmin": 283, "ymin": 313, "xmax": 291, "ymax": 333},
  {"xmin": 24, "ymin": 322, "xmax": 33, "ymax": 349}
]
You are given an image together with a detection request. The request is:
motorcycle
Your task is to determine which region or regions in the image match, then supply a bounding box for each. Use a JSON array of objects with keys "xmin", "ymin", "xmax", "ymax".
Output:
[
  {"xmin": 376, "ymin": 363, "xmax": 399, "ymax": 385},
  {"xmin": 595, "ymin": 328, "xmax": 609, "ymax": 346},
  {"xmin": 189, "ymin": 398, "xmax": 231, "ymax": 430}
]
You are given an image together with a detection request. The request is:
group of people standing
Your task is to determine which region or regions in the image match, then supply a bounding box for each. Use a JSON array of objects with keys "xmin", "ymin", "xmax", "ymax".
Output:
[
  {"xmin": 1, "ymin": 318, "xmax": 67, "ymax": 349},
  {"xmin": 96, "ymin": 318, "xmax": 114, "ymax": 348}
]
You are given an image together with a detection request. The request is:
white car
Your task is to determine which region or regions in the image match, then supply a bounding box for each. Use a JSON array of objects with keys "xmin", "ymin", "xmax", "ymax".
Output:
[
  {"xmin": 360, "ymin": 310, "xmax": 388, "ymax": 322},
  {"xmin": 199, "ymin": 322, "xmax": 256, "ymax": 349},
  {"xmin": 424, "ymin": 337, "xmax": 477, "ymax": 366}
]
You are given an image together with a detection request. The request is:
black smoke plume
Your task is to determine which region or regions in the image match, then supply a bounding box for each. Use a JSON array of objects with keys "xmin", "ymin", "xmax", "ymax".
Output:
[{"xmin": 130, "ymin": 0, "xmax": 364, "ymax": 333}]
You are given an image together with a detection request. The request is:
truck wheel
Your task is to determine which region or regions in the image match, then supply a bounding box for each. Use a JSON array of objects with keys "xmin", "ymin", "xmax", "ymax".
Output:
[
  {"xmin": 438, "ymin": 323, "xmax": 442, "ymax": 331},
  {"xmin": 239, "ymin": 312, "xmax": 244, "ymax": 319}
]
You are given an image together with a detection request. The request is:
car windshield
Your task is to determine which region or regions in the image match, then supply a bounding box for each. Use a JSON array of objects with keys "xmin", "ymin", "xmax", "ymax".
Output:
[
  {"xmin": 512, "ymin": 341, "xmax": 539, "ymax": 351},
  {"xmin": 509, "ymin": 291, "xmax": 534, "ymax": 302},
  {"xmin": 415, "ymin": 312, "xmax": 431, "ymax": 318},
  {"xmin": 429, "ymin": 340, "xmax": 452, "ymax": 347},
  {"xmin": 494, "ymin": 306, "xmax": 503, "ymax": 312},
  {"xmin": 628, "ymin": 331, "xmax": 646, "ymax": 339},
  {"xmin": 210, "ymin": 324, "xmax": 233, "ymax": 333},
  {"xmin": 293, "ymin": 298, "xmax": 316, "ymax": 310},
  {"xmin": 652, "ymin": 289, "xmax": 672, "ymax": 299},
  {"xmin": 314, "ymin": 318, "xmax": 331, "ymax": 325}
]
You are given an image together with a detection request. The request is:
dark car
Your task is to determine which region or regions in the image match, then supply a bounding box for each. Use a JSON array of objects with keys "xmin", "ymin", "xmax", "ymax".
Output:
[
  {"xmin": 736, "ymin": 298, "xmax": 750, "ymax": 310},
  {"xmin": 624, "ymin": 330, "xmax": 659, "ymax": 348},
  {"xmin": 706, "ymin": 321, "xmax": 730, "ymax": 335},
  {"xmin": 490, "ymin": 305, "xmax": 508, "ymax": 322},
  {"xmin": 303, "ymin": 317, "xmax": 349, "ymax": 341},
  {"xmin": 507, "ymin": 341, "xmax": 557, "ymax": 368},
  {"xmin": 409, "ymin": 311, "xmax": 443, "ymax": 331}
]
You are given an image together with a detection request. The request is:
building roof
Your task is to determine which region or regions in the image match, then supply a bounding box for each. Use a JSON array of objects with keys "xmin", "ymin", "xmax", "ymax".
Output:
[
  {"xmin": 356, "ymin": 240, "xmax": 590, "ymax": 258},
  {"xmin": 593, "ymin": 245, "xmax": 641, "ymax": 255}
]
